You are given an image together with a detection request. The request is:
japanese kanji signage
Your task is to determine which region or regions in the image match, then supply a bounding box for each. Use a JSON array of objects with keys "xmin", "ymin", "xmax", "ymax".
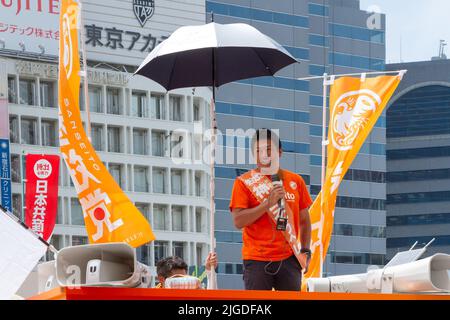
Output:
[
  {"xmin": 58, "ymin": 0, "xmax": 155, "ymax": 247},
  {"xmin": 0, "ymin": 0, "xmax": 59, "ymax": 55},
  {"xmin": 25, "ymin": 154, "xmax": 60, "ymax": 241},
  {"xmin": 0, "ymin": 139, "xmax": 12, "ymax": 213},
  {"xmin": 1, "ymin": 0, "xmax": 205, "ymax": 66},
  {"xmin": 84, "ymin": 23, "xmax": 167, "ymax": 52}
]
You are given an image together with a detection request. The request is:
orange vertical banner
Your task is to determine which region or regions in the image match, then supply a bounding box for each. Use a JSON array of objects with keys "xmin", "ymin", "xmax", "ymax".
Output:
[
  {"xmin": 58, "ymin": 0, "xmax": 154, "ymax": 247},
  {"xmin": 303, "ymin": 74, "xmax": 402, "ymax": 290}
]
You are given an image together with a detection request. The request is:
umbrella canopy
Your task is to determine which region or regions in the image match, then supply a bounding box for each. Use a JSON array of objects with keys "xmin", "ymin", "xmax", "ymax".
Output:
[
  {"xmin": 135, "ymin": 22, "xmax": 297, "ymax": 91},
  {"xmin": 134, "ymin": 22, "xmax": 298, "ymax": 290}
]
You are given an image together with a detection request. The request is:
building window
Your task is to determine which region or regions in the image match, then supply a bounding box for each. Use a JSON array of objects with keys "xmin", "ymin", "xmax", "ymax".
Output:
[
  {"xmin": 9, "ymin": 116, "xmax": 19, "ymax": 143},
  {"xmin": 172, "ymin": 241, "xmax": 185, "ymax": 259},
  {"xmin": 194, "ymin": 172, "xmax": 203, "ymax": 197},
  {"xmin": 41, "ymin": 119, "xmax": 57, "ymax": 146},
  {"xmin": 88, "ymin": 86, "xmax": 103, "ymax": 113},
  {"xmin": 12, "ymin": 194, "xmax": 22, "ymax": 219},
  {"xmin": 334, "ymin": 253, "xmax": 353, "ymax": 264},
  {"xmin": 152, "ymin": 167, "xmax": 166, "ymax": 193},
  {"xmin": 72, "ymin": 236, "xmax": 88, "ymax": 246},
  {"xmin": 106, "ymin": 87, "xmax": 121, "ymax": 115},
  {"xmin": 329, "ymin": 252, "xmax": 386, "ymax": 265},
  {"xmin": 151, "ymin": 94, "xmax": 165, "ymax": 119},
  {"xmin": 40, "ymin": 80, "xmax": 56, "ymax": 108},
  {"xmin": 107, "ymin": 126, "xmax": 121, "ymax": 153},
  {"xmin": 8, "ymin": 76, "xmax": 17, "ymax": 104},
  {"xmin": 193, "ymin": 136, "xmax": 202, "ymax": 161},
  {"xmin": 46, "ymin": 234, "xmax": 63, "ymax": 261},
  {"xmin": 131, "ymin": 91, "xmax": 148, "ymax": 118},
  {"xmin": 137, "ymin": 244, "xmax": 150, "ymax": 265},
  {"xmin": 19, "ymin": 78, "xmax": 36, "ymax": 106},
  {"xmin": 109, "ymin": 163, "xmax": 123, "ymax": 188},
  {"xmin": 171, "ymin": 169, "xmax": 183, "ymax": 195},
  {"xmin": 133, "ymin": 204, "xmax": 149, "ymax": 222},
  {"xmin": 10, "ymin": 154, "xmax": 20, "ymax": 183},
  {"xmin": 21, "ymin": 117, "xmax": 38, "ymax": 145},
  {"xmin": 196, "ymin": 244, "xmax": 203, "ymax": 267},
  {"xmin": 170, "ymin": 131, "xmax": 184, "ymax": 158},
  {"xmin": 193, "ymin": 98, "xmax": 202, "ymax": 121},
  {"xmin": 91, "ymin": 124, "xmax": 103, "ymax": 151},
  {"xmin": 56, "ymin": 197, "xmax": 63, "ymax": 224},
  {"xmin": 169, "ymin": 96, "xmax": 182, "ymax": 121},
  {"xmin": 387, "ymin": 85, "xmax": 450, "ymax": 138},
  {"xmin": 195, "ymin": 208, "xmax": 204, "ymax": 233},
  {"xmin": 133, "ymin": 128, "xmax": 148, "ymax": 155},
  {"xmin": 52, "ymin": 235, "xmax": 63, "ymax": 250},
  {"xmin": 172, "ymin": 206, "xmax": 185, "ymax": 232},
  {"xmin": 151, "ymin": 131, "xmax": 166, "ymax": 157},
  {"xmin": 387, "ymin": 191, "xmax": 450, "ymax": 204},
  {"xmin": 154, "ymin": 241, "xmax": 169, "ymax": 264},
  {"xmin": 134, "ymin": 166, "xmax": 149, "ymax": 192},
  {"xmin": 153, "ymin": 204, "xmax": 168, "ymax": 230},
  {"xmin": 70, "ymin": 198, "xmax": 84, "ymax": 226}
]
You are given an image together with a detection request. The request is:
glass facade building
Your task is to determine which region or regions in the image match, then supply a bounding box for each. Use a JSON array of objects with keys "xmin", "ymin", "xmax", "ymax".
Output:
[{"xmin": 386, "ymin": 59, "xmax": 450, "ymax": 259}]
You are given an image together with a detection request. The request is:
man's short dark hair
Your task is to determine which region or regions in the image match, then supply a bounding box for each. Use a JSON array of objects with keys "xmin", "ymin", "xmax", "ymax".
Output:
[
  {"xmin": 156, "ymin": 256, "xmax": 188, "ymax": 279},
  {"xmin": 251, "ymin": 128, "xmax": 282, "ymax": 151}
]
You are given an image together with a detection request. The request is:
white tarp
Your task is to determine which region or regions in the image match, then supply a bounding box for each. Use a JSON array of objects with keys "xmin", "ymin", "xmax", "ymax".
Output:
[{"xmin": 0, "ymin": 210, "xmax": 47, "ymax": 300}]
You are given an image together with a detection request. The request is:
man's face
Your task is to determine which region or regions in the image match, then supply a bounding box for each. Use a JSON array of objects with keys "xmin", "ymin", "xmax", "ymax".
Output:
[
  {"xmin": 253, "ymin": 139, "xmax": 281, "ymax": 175},
  {"xmin": 158, "ymin": 268, "xmax": 188, "ymax": 287}
]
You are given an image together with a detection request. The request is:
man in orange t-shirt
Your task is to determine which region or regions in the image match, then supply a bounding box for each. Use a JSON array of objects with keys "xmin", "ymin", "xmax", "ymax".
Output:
[{"xmin": 229, "ymin": 129, "xmax": 312, "ymax": 291}]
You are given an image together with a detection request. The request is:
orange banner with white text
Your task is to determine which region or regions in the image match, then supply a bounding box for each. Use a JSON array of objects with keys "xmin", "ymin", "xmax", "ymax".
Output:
[
  {"xmin": 302, "ymin": 75, "xmax": 402, "ymax": 290},
  {"xmin": 58, "ymin": 0, "xmax": 154, "ymax": 247}
]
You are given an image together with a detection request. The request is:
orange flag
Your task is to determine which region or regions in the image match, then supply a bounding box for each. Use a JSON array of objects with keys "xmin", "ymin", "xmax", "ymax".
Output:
[
  {"xmin": 58, "ymin": 0, "xmax": 155, "ymax": 247},
  {"xmin": 302, "ymin": 75, "xmax": 402, "ymax": 290}
]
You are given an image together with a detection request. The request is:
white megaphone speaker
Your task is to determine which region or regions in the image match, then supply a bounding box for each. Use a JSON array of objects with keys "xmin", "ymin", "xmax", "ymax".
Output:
[
  {"xmin": 55, "ymin": 242, "xmax": 151, "ymax": 288},
  {"xmin": 307, "ymin": 253, "xmax": 450, "ymax": 294},
  {"xmin": 16, "ymin": 260, "xmax": 58, "ymax": 299},
  {"xmin": 381, "ymin": 253, "xmax": 450, "ymax": 293}
]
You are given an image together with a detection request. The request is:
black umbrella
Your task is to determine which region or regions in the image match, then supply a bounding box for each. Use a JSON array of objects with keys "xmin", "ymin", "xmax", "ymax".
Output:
[{"xmin": 135, "ymin": 21, "xmax": 298, "ymax": 288}]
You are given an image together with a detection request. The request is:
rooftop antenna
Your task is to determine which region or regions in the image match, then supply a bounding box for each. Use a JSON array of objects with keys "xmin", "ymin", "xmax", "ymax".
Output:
[
  {"xmin": 432, "ymin": 40, "xmax": 447, "ymax": 60},
  {"xmin": 438, "ymin": 40, "xmax": 447, "ymax": 59}
]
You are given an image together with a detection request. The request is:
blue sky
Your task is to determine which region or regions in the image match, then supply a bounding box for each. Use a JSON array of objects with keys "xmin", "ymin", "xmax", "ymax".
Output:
[{"xmin": 359, "ymin": 0, "xmax": 450, "ymax": 63}]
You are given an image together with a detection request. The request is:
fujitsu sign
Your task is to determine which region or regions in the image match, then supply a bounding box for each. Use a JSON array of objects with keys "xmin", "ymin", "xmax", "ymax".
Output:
[{"xmin": 0, "ymin": 0, "xmax": 60, "ymax": 15}]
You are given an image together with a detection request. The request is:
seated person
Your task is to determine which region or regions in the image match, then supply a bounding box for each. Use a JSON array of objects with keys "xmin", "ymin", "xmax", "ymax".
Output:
[{"xmin": 155, "ymin": 252, "xmax": 218, "ymax": 289}]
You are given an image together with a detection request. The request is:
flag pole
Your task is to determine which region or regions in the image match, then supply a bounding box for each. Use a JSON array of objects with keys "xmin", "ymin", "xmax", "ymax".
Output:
[
  {"xmin": 297, "ymin": 69, "xmax": 407, "ymax": 81},
  {"xmin": 78, "ymin": 0, "xmax": 92, "ymax": 142},
  {"xmin": 207, "ymin": 86, "xmax": 218, "ymax": 289},
  {"xmin": 319, "ymin": 73, "xmax": 333, "ymax": 278},
  {"xmin": 207, "ymin": 11, "xmax": 218, "ymax": 289}
]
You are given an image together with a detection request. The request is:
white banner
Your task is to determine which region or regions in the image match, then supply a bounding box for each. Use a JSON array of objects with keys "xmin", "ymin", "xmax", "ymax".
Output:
[
  {"xmin": 0, "ymin": 0, "xmax": 60, "ymax": 55},
  {"xmin": 0, "ymin": 0, "xmax": 205, "ymax": 66},
  {"xmin": 0, "ymin": 209, "xmax": 47, "ymax": 300}
]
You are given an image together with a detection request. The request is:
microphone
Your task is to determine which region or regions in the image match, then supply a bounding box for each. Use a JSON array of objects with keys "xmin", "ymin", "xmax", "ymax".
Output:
[{"xmin": 271, "ymin": 173, "xmax": 287, "ymax": 231}]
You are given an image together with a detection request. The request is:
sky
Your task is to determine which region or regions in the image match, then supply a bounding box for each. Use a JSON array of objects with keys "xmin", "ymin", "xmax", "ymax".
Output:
[{"xmin": 359, "ymin": 0, "xmax": 450, "ymax": 63}]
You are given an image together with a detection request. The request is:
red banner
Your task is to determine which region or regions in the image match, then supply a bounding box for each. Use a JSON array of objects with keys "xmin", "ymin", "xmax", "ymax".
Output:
[{"xmin": 25, "ymin": 154, "xmax": 60, "ymax": 241}]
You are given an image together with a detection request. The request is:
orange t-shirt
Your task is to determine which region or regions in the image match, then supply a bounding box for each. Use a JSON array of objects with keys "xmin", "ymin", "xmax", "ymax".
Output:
[{"xmin": 229, "ymin": 169, "xmax": 313, "ymax": 262}]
